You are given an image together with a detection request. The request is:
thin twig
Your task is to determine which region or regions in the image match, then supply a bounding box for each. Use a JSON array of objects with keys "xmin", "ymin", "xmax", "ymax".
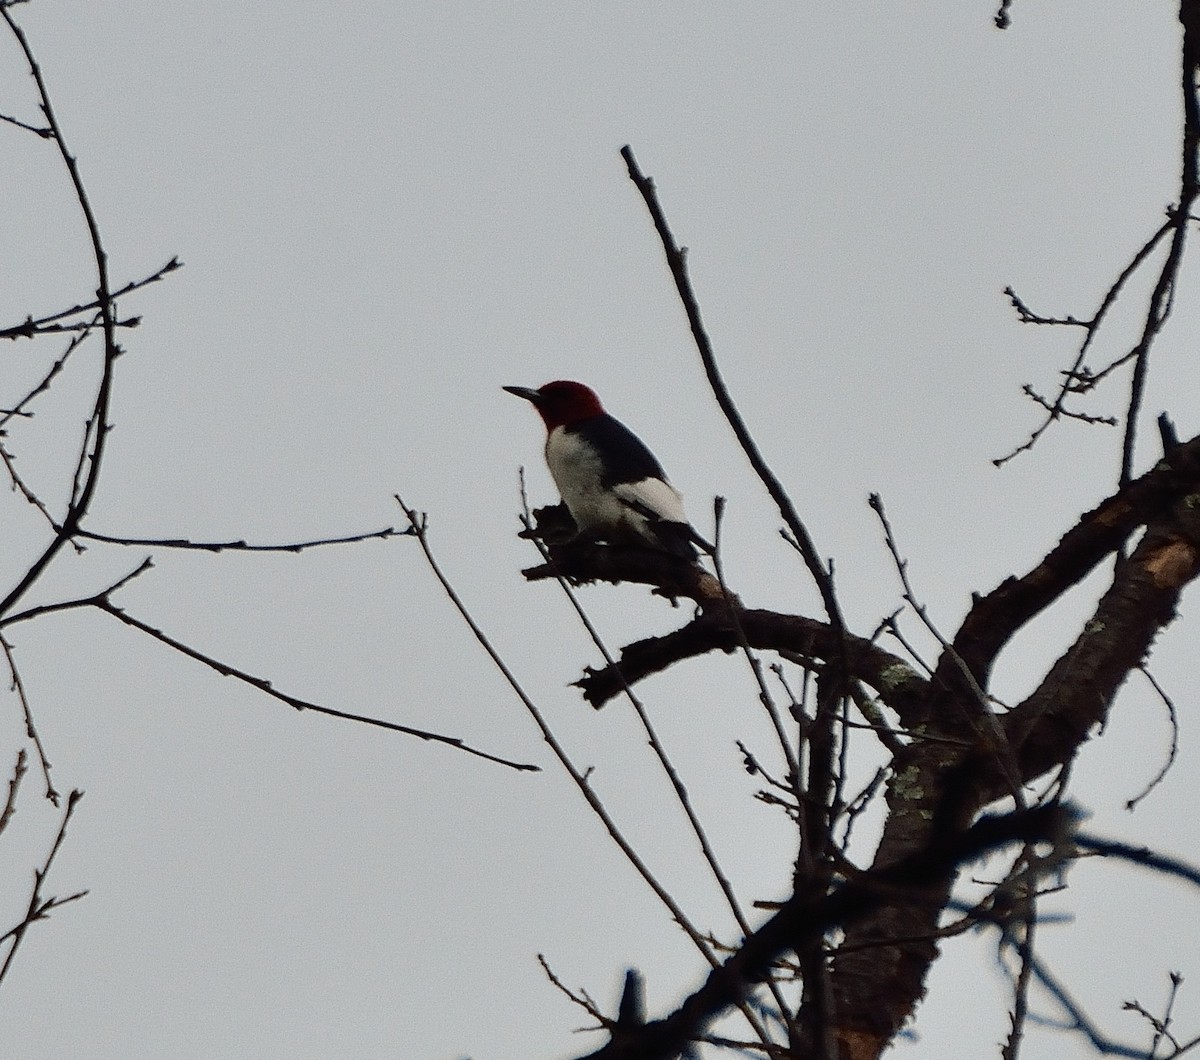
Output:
[
  {"xmin": 619, "ymin": 144, "xmax": 846, "ymax": 640},
  {"xmin": 0, "ymin": 554, "xmax": 537, "ymax": 772},
  {"xmin": 877, "ymin": 613, "xmax": 936, "ymax": 679},
  {"xmin": 995, "ymin": 220, "xmax": 1173, "ymax": 467},
  {"xmin": 95, "ymin": 596, "xmax": 539, "ymax": 772},
  {"xmin": 517, "ymin": 479, "xmax": 793, "ymax": 1041},
  {"xmin": 0, "ymin": 314, "xmax": 139, "ymax": 341},
  {"xmin": 0, "ymin": 315, "xmax": 97, "ymax": 429},
  {"xmin": 0, "ymin": 107, "xmax": 49, "ymax": 137},
  {"xmin": 0, "ymin": 788, "xmax": 85, "ymax": 987},
  {"xmin": 999, "ymin": 854, "xmax": 1039, "ymax": 1060},
  {"xmin": 1124, "ymin": 666, "xmax": 1180, "ymax": 811},
  {"xmin": 1120, "ymin": 20, "xmax": 1200, "ymax": 485},
  {"xmin": 1124, "ymin": 973, "xmax": 1185, "ymax": 1057},
  {"xmin": 0, "ymin": 750, "xmax": 27, "ymax": 837},
  {"xmin": 537, "ymin": 953, "xmax": 608, "ymax": 1027},
  {"xmin": 869, "ymin": 492, "xmax": 1025, "ymax": 806},
  {"xmin": 1009, "ymin": 944, "xmax": 1188, "ymax": 1060},
  {"xmin": 397, "ymin": 495, "xmax": 775, "ymax": 1049},
  {"xmin": 0, "ymin": 8, "xmax": 120, "ymax": 618},
  {"xmin": 0, "ymin": 634, "xmax": 58, "ymax": 803},
  {"xmin": 0, "ymin": 257, "xmax": 180, "ymax": 341},
  {"xmin": 711, "ymin": 498, "xmax": 802, "ymax": 790},
  {"xmin": 0, "ymin": 436, "xmax": 60, "ymax": 532},
  {"xmin": 2, "ymin": 557, "xmax": 156, "ymax": 628},
  {"xmin": 73, "ymin": 526, "xmax": 403, "ymax": 553}
]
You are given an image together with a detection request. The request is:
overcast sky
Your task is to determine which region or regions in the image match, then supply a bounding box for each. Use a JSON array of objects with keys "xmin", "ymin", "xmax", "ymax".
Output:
[{"xmin": 1, "ymin": 3, "xmax": 1197, "ymax": 1059}]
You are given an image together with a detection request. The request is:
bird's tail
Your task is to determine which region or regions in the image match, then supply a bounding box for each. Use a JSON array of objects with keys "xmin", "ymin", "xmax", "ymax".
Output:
[{"xmin": 652, "ymin": 521, "xmax": 714, "ymax": 561}]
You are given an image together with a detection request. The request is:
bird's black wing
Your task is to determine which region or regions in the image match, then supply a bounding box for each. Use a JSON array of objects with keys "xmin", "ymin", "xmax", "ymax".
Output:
[{"xmin": 569, "ymin": 415, "xmax": 670, "ymax": 488}]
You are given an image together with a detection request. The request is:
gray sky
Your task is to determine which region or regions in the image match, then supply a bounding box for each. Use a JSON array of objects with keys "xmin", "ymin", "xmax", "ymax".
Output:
[{"xmin": 1, "ymin": 3, "xmax": 1197, "ymax": 1058}]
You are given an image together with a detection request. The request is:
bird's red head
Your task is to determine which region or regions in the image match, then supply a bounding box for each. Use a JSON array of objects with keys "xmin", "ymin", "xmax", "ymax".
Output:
[{"xmin": 503, "ymin": 380, "xmax": 605, "ymax": 430}]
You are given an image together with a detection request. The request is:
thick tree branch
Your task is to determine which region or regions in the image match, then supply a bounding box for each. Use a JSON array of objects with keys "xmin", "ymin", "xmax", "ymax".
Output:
[
  {"xmin": 828, "ymin": 459, "xmax": 1200, "ymax": 1058},
  {"xmin": 1002, "ymin": 501, "xmax": 1200, "ymax": 790},
  {"xmin": 940, "ymin": 431, "xmax": 1200, "ymax": 701},
  {"xmin": 575, "ymin": 606, "xmax": 927, "ymax": 723}
]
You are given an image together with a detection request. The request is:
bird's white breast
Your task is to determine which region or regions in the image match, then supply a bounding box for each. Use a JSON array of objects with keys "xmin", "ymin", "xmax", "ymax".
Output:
[{"xmin": 545, "ymin": 427, "xmax": 688, "ymax": 541}]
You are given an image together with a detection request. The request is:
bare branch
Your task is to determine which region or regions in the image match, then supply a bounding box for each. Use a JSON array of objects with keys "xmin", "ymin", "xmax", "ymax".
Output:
[
  {"xmin": 0, "ymin": 749, "xmax": 27, "ymax": 838},
  {"xmin": 0, "ymin": 8, "xmax": 122, "ymax": 618},
  {"xmin": 1124, "ymin": 666, "xmax": 1180, "ymax": 811},
  {"xmin": 520, "ymin": 482, "xmax": 797, "ymax": 1038},
  {"xmin": 619, "ymin": 144, "xmax": 846, "ymax": 640},
  {"xmin": 995, "ymin": 220, "xmax": 1173, "ymax": 467},
  {"xmin": 943, "ymin": 431, "xmax": 1200, "ymax": 703},
  {"xmin": 0, "ymin": 634, "xmax": 58, "ymax": 803},
  {"xmin": 0, "ymin": 257, "xmax": 180, "ymax": 341},
  {"xmin": 92, "ymin": 595, "xmax": 539, "ymax": 772},
  {"xmin": 1121, "ymin": 14, "xmax": 1200, "ymax": 485},
  {"xmin": 72, "ymin": 525, "xmax": 404, "ymax": 553},
  {"xmin": 1123, "ymin": 973, "xmax": 1184, "ymax": 1057},
  {"xmin": 398, "ymin": 495, "xmax": 775, "ymax": 1048},
  {"xmin": 575, "ymin": 605, "xmax": 926, "ymax": 721},
  {"xmin": 0, "ymin": 788, "xmax": 85, "ymax": 988},
  {"xmin": 1074, "ymin": 833, "xmax": 1200, "ymax": 890},
  {"xmin": 869, "ymin": 492, "xmax": 1025, "ymax": 806},
  {"xmin": 574, "ymin": 804, "xmax": 1075, "ymax": 1060},
  {"xmin": 711, "ymin": 498, "xmax": 801, "ymax": 791},
  {"xmin": 0, "ymin": 318, "xmax": 97, "ymax": 430},
  {"xmin": 0, "ymin": 107, "xmax": 50, "ymax": 137},
  {"xmin": 537, "ymin": 953, "xmax": 608, "ymax": 1028}
]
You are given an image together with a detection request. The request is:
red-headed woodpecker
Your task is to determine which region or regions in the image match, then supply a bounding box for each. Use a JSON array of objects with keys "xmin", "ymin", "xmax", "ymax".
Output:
[{"xmin": 504, "ymin": 380, "xmax": 711, "ymax": 560}]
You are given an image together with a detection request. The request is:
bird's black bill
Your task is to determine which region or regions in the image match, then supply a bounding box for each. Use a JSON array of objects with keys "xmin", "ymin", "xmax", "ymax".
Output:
[{"xmin": 502, "ymin": 385, "xmax": 542, "ymax": 403}]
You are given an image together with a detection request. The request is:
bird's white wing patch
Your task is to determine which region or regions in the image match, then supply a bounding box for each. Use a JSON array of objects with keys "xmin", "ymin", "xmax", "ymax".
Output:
[{"xmin": 614, "ymin": 477, "xmax": 689, "ymax": 524}]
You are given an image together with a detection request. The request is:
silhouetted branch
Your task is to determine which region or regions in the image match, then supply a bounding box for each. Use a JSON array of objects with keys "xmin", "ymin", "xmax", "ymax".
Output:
[
  {"xmin": 620, "ymin": 144, "xmax": 846, "ymax": 641},
  {"xmin": 576, "ymin": 605, "xmax": 926, "ymax": 722},
  {"xmin": 996, "ymin": 220, "xmax": 1173, "ymax": 467},
  {"xmin": 1123, "ymin": 973, "xmax": 1184, "ymax": 1057},
  {"xmin": 0, "ymin": 257, "xmax": 180, "ymax": 341},
  {"xmin": 573, "ymin": 804, "xmax": 1075, "ymax": 1060},
  {"xmin": 1121, "ymin": 10, "xmax": 1200, "ymax": 486},
  {"xmin": 518, "ymin": 487, "xmax": 788, "ymax": 1024},
  {"xmin": 870, "ymin": 492, "xmax": 1025, "ymax": 805},
  {"xmin": 711, "ymin": 498, "xmax": 801, "ymax": 792},
  {"xmin": 400, "ymin": 495, "xmax": 775, "ymax": 1048},
  {"xmin": 538, "ymin": 953, "xmax": 608, "ymax": 1027},
  {"xmin": 0, "ymin": 107, "xmax": 49, "ymax": 137},
  {"xmin": 944, "ymin": 431, "xmax": 1200, "ymax": 700},
  {"xmin": 1124, "ymin": 667, "xmax": 1180, "ymax": 811},
  {"xmin": 521, "ymin": 535, "xmax": 728, "ymax": 610},
  {"xmin": 73, "ymin": 525, "xmax": 403, "ymax": 553},
  {"xmin": 0, "ymin": 319, "xmax": 96, "ymax": 430},
  {"xmin": 0, "ymin": 788, "xmax": 85, "ymax": 989},
  {"xmin": 95, "ymin": 597, "xmax": 539, "ymax": 772},
  {"xmin": 0, "ymin": 635, "xmax": 57, "ymax": 803},
  {"xmin": 1, "ymin": 554, "xmax": 537, "ymax": 772},
  {"xmin": 0, "ymin": 750, "xmax": 26, "ymax": 838},
  {"xmin": 1000, "ymin": 501, "xmax": 1200, "ymax": 791},
  {"xmin": 0, "ymin": 7, "xmax": 121, "ymax": 618},
  {"xmin": 1074, "ymin": 833, "xmax": 1200, "ymax": 890}
]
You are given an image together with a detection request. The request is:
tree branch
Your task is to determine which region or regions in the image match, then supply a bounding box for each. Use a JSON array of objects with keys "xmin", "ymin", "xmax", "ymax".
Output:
[
  {"xmin": 574, "ymin": 606, "xmax": 927, "ymax": 722},
  {"xmin": 573, "ymin": 804, "xmax": 1074, "ymax": 1060},
  {"xmin": 0, "ymin": 788, "xmax": 85, "ymax": 988}
]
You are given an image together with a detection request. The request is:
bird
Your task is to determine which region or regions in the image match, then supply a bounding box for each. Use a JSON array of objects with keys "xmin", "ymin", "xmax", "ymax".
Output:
[{"xmin": 504, "ymin": 380, "xmax": 711, "ymax": 560}]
